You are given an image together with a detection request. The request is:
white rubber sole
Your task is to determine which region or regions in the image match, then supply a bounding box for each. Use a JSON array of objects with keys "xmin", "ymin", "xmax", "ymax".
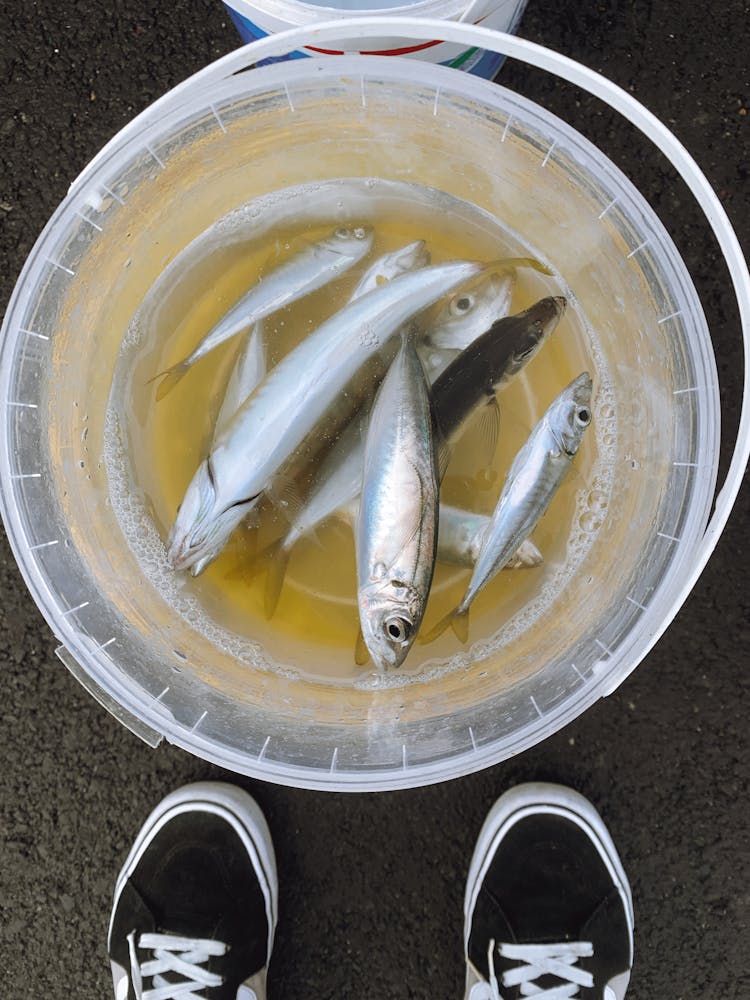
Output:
[
  {"xmin": 464, "ymin": 782, "xmax": 634, "ymax": 961},
  {"xmin": 107, "ymin": 782, "xmax": 278, "ymax": 958}
]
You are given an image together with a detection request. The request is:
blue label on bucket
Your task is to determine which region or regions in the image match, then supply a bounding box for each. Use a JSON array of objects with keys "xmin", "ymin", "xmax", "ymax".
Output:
[
  {"xmin": 224, "ymin": 5, "xmax": 505, "ymax": 78},
  {"xmin": 226, "ymin": 7, "xmax": 307, "ymax": 63}
]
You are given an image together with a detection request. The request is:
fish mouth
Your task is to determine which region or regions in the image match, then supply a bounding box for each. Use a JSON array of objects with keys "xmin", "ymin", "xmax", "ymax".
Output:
[
  {"xmin": 167, "ymin": 465, "xmax": 261, "ymax": 573},
  {"xmin": 535, "ymin": 295, "xmax": 567, "ymax": 328}
]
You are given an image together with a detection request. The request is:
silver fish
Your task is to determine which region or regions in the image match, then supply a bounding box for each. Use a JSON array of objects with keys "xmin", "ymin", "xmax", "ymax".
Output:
[
  {"xmin": 213, "ymin": 322, "xmax": 267, "ymax": 443},
  {"xmin": 423, "ymin": 372, "xmax": 594, "ymax": 643},
  {"xmin": 436, "ymin": 505, "xmax": 543, "ymax": 569},
  {"xmin": 356, "ymin": 334, "xmax": 439, "ymax": 671},
  {"xmin": 153, "ymin": 224, "xmax": 374, "ymax": 399},
  {"xmin": 341, "ymin": 498, "xmax": 542, "ymax": 570},
  {"xmin": 168, "ymin": 257, "xmax": 492, "ymax": 573},
  {"xmin": 350, "ymin": 239, "xmax": 430, "ymax": 298},
  {"xmin": 259, "ymin": 272, "xmax": 525, "ymax": 616},
  {"xmin": 212, "ymin": 243, "xmax": 428, "ymax": 444}
]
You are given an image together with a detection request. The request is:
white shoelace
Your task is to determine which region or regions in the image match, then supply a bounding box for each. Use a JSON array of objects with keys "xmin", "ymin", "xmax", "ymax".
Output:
[
  {"xmin": 127, "ymin": 931, "xmax": 228, "ymax": 1000},
  {"xmin": 469, "ymin": 938, "xmax": 594, "ymax": 999}
]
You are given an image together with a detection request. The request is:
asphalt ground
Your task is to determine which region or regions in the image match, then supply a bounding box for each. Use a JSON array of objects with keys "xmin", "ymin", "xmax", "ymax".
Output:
[{"xmin": 1, "ymin": 2, "xmax": 748, "ymax": 997}]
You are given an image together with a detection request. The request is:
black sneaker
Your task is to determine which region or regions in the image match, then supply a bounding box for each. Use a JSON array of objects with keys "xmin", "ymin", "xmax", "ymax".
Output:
[
  {"xmin": 108, "ymin": 782, "xmax": 277, "ymax": 1000},
  {"xmin": 464, "ymin": 783, "xmax": 634, "ymax": 1000}
]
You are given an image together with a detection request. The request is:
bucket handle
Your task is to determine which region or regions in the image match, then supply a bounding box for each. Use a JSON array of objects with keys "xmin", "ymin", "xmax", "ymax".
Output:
[{"xmin": 69, "ymin": 18, "xmax": 749, "ymax": 670}]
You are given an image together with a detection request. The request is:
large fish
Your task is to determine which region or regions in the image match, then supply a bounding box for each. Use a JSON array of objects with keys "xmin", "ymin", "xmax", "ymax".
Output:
[
  {"xmin": 356, "ymin": 333, "xmax": 439, "ymax": 671},
  {"xmin": 422, "ymin": 372, "xmax": 594, "ymax": 643},
  {"xmin": 152, "ymin": 224, "xmax": 374, "ymax": 399},
  {"xmin": 168, "ymin": 258, "xmax": 495, "ymax": 574}
]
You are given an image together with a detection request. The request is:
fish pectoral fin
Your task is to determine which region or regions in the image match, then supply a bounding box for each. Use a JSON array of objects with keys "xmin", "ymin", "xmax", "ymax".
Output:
[
  {"xmin": 420, "ymin": 605, "xmax": 468, "ymax": 644},
  {"xmin": 266, "ymin": 474, "xmax": 305, "ymax": 524},
  {"xmin": 432, "ymin": 408, "xmax": 452, "ymax": 481},
  {"xmin": 477, "ymin": 395, "xmax": 501, "ymax": 469},
  {"xmin": 354, "ymin": 627, "xmax": 371, "ymax": 667},
  {"xmin": 263, "ymin": 540, "xmax": 290, "ymax": 620},
  {"xmin": 149, "ymin": 360, "xmax": 191, "ymax": 401}
]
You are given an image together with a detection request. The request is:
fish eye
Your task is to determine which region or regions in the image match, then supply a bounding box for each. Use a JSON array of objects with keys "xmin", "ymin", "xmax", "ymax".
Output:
[
  {"xmin": 575, "ymin": 407, "xmax": 591, "ymax": 426},
  {"xmin": 450, "ymin": 294, "xmax": 474, "ymax": 316},
  {"xmin": 334, "ymin": 226, "xmax": 351, "ymax": 239},
  {"xmin": 384, "ymin": 616, "xmax": 411, "ymax": 643}
]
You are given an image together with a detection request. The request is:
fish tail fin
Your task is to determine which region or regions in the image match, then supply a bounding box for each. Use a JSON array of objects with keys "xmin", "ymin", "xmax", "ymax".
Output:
[
  {"xmin": 504, "ymin": 256, "xmax": 554, "ymax": 276},
  {"xmin": 354, "ymin": 627, "xmax": 371, "ymax": 667},
  {"xmin": 451, "ymin": 607, "xmax": 470, "ymax": 643},
  {"xmin": 420, "ymin": 605, "xmax": 467, "ymax": 645},
  {"xmin": 149, "ymin": 360, "xmax": 191, "ymax": 401},
  {"xmin": 484, "ymin": 256, "xmax": 553, "ymax": 277},
  {"xmin": 264, "ymin": 541, "xmax": 291, "ymax": 620}
]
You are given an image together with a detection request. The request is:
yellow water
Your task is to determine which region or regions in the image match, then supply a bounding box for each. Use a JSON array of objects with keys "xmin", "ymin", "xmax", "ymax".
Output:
[{"xmin": 114, "ymin": 180, "xmax": 610, "ymax": 685}]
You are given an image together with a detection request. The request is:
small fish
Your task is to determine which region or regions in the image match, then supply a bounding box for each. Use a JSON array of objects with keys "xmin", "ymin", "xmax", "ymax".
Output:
[
  {"xmin": 259, "ymin": 271, "xmax": 529, "ymax": 616},
  {"xmin": 422, "ymin": 372, "xmax": 593, "ymax": 643},
  {"xmin": 356, "ymin": 333, "xmax": 439, "ymax": 671},
  {"xmin": 152, "ymin": 225, "xmax": 374, "ymax": 399},
  {"xmin": 420, "ymin": 261, "xmax": 553, "ymax": 356},
  {"xmin": 431, "ymin": 295, "xmax": 568, "ymax": 475},
  {"xmin": 350, "ymin": 239, "xmax": 430, "ymax": 298},
  {"xmin": 168, "ymin": 257, "xmax": 492, "ymax": 574},
  {"xmin": 436, "ymin": 504, "xmax": 543, "ymax": 569},
  {"xmin": 340, "ymin": 498, "xmax": 542, "ymax": 570},
  {"xmin": 213, "ymin": 321, "xmax": 267, "ymax": 443}
]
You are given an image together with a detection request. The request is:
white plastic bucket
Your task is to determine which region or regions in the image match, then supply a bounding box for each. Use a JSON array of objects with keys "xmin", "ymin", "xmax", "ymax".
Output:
[
  {"xmin": 222, "ymin": 0, "xmax": 528, "ymax": 77},
  {"xmin": 1, "ymin": 21, "xmax": 748, "ymax": 791}
]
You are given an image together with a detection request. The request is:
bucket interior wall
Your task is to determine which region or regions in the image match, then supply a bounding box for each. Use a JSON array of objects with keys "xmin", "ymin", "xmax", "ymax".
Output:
[{"xmin": 3, "ymin": 59, "xmax": 719, "ymax": 783}]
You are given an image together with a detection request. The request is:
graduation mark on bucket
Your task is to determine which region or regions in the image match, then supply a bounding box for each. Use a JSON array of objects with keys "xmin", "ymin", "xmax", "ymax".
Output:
[
  {"xmin": 209, "ymin": 104, "xmax": 228, "ymax": 133},
  {"xmin": 626, "ymin": 239, "xmax": 650, "ymax": 259},
  {"xmin": 625, "ymin": 595, "xmax": 648, "ymax": 612},
  {"xmin": 570, "ymin": 662, "xmax": 586, "ymax": 684},
  {"xmin": 597, "ymin": 197, "xmax": 618, "ymax": 220},
  {"xmin": 656, "ymin": 531, "xmax": 680, "ymax": 543},
  {"xmin": 74, "ymin": 209, "xmax": 103, "ymax": 232},
  {"xmin": 257, "ymin": 735, "xmax": 271, "ymax": 761},
  {"xmin": 46, "ymin": 257, "xmax": 75, "ymax": 276},
  {"xmin": 28, "ymin": 538, "xmax": 59, "ymax": 551},
  {"xmin": 190, "ymin": 709, "xmax": 208, "ymax": 733},
  {"xmin": 61, "ymin": 601, "xmax": 90, "ymax": 617},
  {"xmin": 145, "ymin": 143, "xmax": 166, "ymax": 170},
  {"xmin": 540, "ymin": 140, "xmax": 556, "ymax": 168},
  {"xmin": 657, "ymin": 309, "xmax": 683, "ymax": 325}
]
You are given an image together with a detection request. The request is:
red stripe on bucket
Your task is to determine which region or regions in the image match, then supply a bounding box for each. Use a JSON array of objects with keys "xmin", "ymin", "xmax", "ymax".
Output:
[
  {"xmin": 303, "ymin": 15, "xmax": 491, "ymax": 58},
  {"xmin": 304, "ymin": 38, "xmax": 444, "ymax": 57}
]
